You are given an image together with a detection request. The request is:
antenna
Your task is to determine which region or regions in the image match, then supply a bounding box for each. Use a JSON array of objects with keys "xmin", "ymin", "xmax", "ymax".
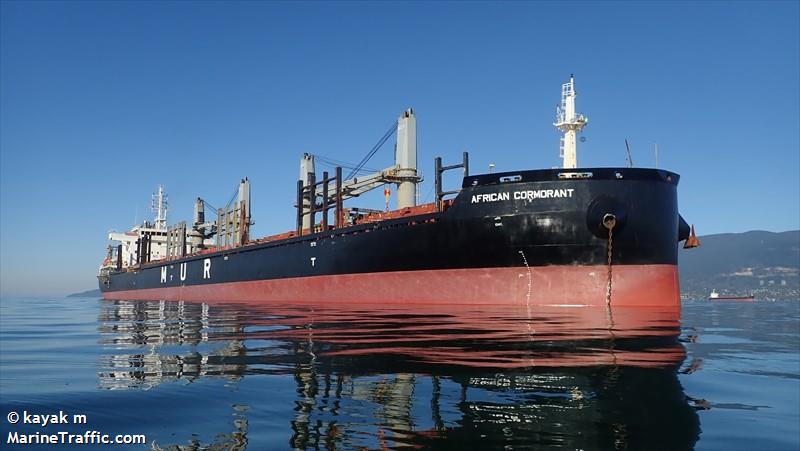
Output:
[
  {"xmin": 654, "ymin": 143, "xmax": 659, "ymax": 168},
  {"xmin": 554, "ymin": 75, "xmax": 588, "ymax": 169},
  {"xmin": 624, "ymin": 139, "xmax": 634, "ymax": 167}
]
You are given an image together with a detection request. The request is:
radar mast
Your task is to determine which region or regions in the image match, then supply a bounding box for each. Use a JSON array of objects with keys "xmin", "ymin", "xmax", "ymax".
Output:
[
  {"xmin": 151, "ymin": 185, "xmax": 168, "ymax": 230},
  {"xmin": 554, "ymin": 75, "xmax": 588, "ymax": 168}
]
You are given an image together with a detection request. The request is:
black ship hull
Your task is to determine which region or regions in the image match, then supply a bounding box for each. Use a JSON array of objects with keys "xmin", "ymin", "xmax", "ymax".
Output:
[{"xmin": 100, "ymin": 168, "xmax": 685, "ymax": 307}]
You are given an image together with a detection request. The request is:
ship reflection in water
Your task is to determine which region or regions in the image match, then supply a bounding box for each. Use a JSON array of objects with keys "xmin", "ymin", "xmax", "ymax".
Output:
[{"xmin": 98, "ymin": 300, "xmax": 699, "ymax": 450}]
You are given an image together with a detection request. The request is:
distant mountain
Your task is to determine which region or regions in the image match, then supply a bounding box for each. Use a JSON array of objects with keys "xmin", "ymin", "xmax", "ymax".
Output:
[
  {"xmin": 679, "ymin": 230, "xmax": 799, "ymax": 300},
  {"xmin": 67, "ymin": 288, "xmax": 101, "ymax": 298}
]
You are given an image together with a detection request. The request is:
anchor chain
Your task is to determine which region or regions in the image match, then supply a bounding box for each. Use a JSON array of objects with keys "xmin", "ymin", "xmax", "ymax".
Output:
[
  {"xmin": 602, "ymin": 214, "xmax": 616, "ymax": 306},
  {"xmin": 518, "ymin": 250, "xmax": 532, "ymax": 301}
]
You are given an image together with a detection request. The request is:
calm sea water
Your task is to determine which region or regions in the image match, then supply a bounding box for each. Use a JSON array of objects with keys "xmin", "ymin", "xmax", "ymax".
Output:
[{"xmin": 0, "ymin": 297, "xmax": 798, "ymax": 450}]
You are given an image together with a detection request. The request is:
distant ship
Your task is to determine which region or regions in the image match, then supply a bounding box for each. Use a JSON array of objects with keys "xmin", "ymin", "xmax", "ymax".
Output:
[
  {"xmin": 708, "ymin": 289, "xmax": 755, "ymax": 301},
  {"xmin": 98, "ymin": 76, "xmax": 699, "ymax": 307}
]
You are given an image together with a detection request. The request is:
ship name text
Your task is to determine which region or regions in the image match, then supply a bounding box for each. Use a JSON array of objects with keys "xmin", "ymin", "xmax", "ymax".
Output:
[{"xmin": 471, "ymin": 188, "xmax": 575, "ymax": 204}]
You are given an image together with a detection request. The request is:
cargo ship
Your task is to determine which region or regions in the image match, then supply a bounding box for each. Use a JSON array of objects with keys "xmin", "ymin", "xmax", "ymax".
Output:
[
  {"xmin": 708, "ymin": 290, "xmax": 755, "ymax": 301},
  {"xmin": 98, "ymin": 76, "xmax": 699, "ymax": 306}
]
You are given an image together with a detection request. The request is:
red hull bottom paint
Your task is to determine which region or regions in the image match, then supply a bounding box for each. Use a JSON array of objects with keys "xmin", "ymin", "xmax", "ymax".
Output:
[{"xmin": 103, "ymin": 264, "xmax": 680, "ymax": 307}]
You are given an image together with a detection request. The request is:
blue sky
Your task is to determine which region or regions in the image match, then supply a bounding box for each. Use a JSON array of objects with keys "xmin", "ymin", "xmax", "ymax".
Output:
[{"xmin": 1, "ymin": 1, "xmax": 798, "ymax": 296}]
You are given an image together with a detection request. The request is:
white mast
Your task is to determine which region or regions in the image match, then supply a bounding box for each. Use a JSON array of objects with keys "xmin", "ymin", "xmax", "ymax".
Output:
[
  {"xmin": 395, "ymin": 108, "xmax": 418, "ymax": 209},
  {"xmin": 151, "ymin": 185, "xmax": 168, "ymax": 230},
  {"xmin": 299, "ymin": 153, "xmax": 315, "ymax": 230},
  {"xmin": 554, "ymin": 75, "xmax": 588, "ymax": 169}
]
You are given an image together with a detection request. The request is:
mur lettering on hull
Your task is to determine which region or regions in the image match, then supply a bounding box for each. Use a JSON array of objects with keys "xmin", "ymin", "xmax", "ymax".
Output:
[
  {"xmin": 159, "ymin": 260, "xmax": 211, "ymax": 284},
  {"xmin": 471, "ymin": 188, "xmax": 575, "ymax": 204}
]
